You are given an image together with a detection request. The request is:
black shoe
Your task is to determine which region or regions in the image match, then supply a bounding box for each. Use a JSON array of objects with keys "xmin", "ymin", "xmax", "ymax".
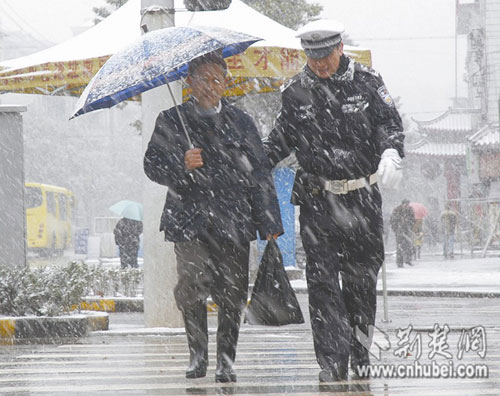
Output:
[
  {"xmin": 182, "ymin": 304, "xmax": 209, "ymax": 379},
  {"xmin": 406, "ymin": 261, "xmax": 414, "ymax": 266},
  {"xmin": 215, "ymin": 366, "xmax": 237, "ymax": 383},
  {"xmin": 351, "ymin": 352, "xmax": 371, "ymax": 380},
  {"xmin": 186, "ymin": 360, "xmax": 207, "ymax": 379},
  {"xmin": 351, "ymin": 363, "xmax": 370, "ymax": 379},
  {"xmin": 318, "ymin": 367, "xmax": 347, "ymax": 383}
]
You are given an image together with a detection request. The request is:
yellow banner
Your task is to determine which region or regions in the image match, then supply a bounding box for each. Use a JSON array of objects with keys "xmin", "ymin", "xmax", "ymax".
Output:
[{"xmin": 0, "ymin": 47, "xmax": 371, "ymax": 97}]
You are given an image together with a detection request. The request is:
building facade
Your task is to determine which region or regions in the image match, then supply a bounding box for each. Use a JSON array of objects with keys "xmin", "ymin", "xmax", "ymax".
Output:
[{"xmin": 407, "ymin": 0, "xmax": 500, "ymax": 252}]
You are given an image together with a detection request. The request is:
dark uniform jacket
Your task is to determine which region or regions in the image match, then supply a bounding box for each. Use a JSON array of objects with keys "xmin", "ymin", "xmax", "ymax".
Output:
[
  {"xmin": 264, "ymin": 55, "xmax": 405, "ymax": 209},
  {"xmin": 144, "ymin": 99, "xmax": 283, "ymax": 244}
]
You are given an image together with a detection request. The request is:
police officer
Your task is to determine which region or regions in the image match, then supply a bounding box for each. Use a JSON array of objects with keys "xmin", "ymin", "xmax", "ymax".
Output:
[{"xmin": 264, "ymin": 19, "xmax": 405, "ymax": 382}]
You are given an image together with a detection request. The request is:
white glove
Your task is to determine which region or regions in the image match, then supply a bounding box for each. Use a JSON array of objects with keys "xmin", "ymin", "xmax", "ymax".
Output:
[{"xmin": 377, "ymin": 149, "xmax": 402, "ymax": 189}]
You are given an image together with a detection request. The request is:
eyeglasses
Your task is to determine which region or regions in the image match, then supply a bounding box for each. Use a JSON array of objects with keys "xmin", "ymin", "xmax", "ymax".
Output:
[{"xmin": 190, "ymin": 75, "xmax": 224, "ymax": 85}]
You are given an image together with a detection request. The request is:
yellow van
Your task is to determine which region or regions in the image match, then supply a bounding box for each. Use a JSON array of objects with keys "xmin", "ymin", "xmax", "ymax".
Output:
[{"xmin": 25, "ymin": 182, "xmax": 75, "ymax": 256}]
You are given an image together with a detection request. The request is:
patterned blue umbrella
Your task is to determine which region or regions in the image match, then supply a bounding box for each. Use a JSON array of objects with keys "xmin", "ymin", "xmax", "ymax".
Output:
[{"xmin": 71, "ymin": 25, "xmax": 261, "ymax": 119}]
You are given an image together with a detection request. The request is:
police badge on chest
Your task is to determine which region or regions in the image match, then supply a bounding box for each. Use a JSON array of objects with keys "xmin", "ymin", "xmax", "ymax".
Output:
[
  {"xmin": 298, "ymin": 104, "xmax": 316, "ymax": 120},
  {"xmin": 341, "ymin": 94, "xmax": 369, "ymax": 113}
]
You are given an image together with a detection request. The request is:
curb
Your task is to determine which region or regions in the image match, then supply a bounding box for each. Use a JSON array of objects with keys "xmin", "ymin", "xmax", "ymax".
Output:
[
  {"xmin": 293, "ymin": 286, "xmax": 500, "ymax": 298},
  {"xmin": 91, "ymin": 326, "xmax": 311, "ymax": 337},
  {"xmin": 0, "ymin": 311, "xmax": 109, "ymax": 344},
  {"xmin": 77, "ymin": 287, "xmax": 500, "ymax": 315},
  {"xmin": 76, "ymin": 297, "xmax": 217, "ymax": 313},
  {"xmin": 76, "ymin": 297, "xmax": 144, "ymax": 313},
  {"xmin": 93, "ymin": 322, "xmax": 500, "ymax": 338},
  {"xmin": 376, "ymin": 289, "xmax": 500, "ymax": 298}
]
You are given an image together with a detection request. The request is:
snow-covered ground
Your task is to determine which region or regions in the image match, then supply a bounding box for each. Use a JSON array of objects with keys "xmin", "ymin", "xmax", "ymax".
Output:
[
  {"xmin": 291, "ymin": 253, "xmax": 500, "ymax": 294},
  {"xmin": 379, "ymin": 254, "xmax": 500, "ymax": 293}
]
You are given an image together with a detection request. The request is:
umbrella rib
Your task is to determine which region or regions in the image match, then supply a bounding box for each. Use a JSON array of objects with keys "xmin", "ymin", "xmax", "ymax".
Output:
[{"xmin": 166, "ymin": 81, "xmax": 193, "ymax": 149}]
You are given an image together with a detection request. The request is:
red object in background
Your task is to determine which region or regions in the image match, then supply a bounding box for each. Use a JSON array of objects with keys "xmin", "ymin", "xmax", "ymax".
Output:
[{"xmin": 409, "ymin": 202, "xmax": 428, "ymax": 219}]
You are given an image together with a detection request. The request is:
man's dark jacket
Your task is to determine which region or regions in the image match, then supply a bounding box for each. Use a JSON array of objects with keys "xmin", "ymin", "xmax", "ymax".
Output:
[
  {"xmin": 264, "ymin": 55, "xmax": 405, "ymax": 208},
  {"xmin": 114, "ymin": 218, "xmax": 143, "ymax": 247},
  {"xmin": 390, "ymin": 204, "xmax": 416, "ymax": 236},
  {"xmin": 144, "ymin": 99, "xmax": 283, "ymax": 244}
]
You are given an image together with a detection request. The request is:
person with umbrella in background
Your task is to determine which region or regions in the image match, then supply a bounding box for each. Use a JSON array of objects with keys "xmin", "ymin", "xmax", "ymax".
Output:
[
  {"xmin": 144, "ymin": 51, "xmax": 283, "ymax": 383},
  {"xmin": 263, "ymin": 19, "xmax": 405, "ymax": 383},
  {"xmin": 390, "ymin": 199, "xmax": 416, "ymax": 268},
  {"xmin": 113, "ymin": 217, "xmax": 143, "ymax": 269},
  {"xmin": 110, "ymin": 200, "xmax": 143, "ymax": 269}
]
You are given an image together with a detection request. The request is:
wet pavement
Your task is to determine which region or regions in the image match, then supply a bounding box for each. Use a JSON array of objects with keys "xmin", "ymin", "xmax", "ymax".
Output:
[{"xmin": 1, "ymin": 293, "xmax": 498, "ymax": 395}]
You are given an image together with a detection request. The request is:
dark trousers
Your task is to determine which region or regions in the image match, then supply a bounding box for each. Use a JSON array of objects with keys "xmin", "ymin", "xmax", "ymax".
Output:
[
  {"xmin": 395, "ymin": 233, "xmax": 413, "ymax": 266},
  {"xmin": 299, "ymin": 190, "xmax": 384, "ymax": 372},
  {"xmin": 174, "ymin": 236, "xmax": 250, "ymax": 368},
  {"xmin": 118, "ymin": 243, "xmax": 139, "ymax": 268}
]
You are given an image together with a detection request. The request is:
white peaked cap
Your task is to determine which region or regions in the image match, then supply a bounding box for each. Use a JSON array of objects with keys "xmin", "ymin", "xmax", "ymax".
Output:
[{"xmin": 296, "ymin": 19, "xmax": 345, "ymax": 59}]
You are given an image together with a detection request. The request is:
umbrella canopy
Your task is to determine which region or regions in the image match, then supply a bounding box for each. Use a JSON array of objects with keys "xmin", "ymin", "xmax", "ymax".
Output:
[
  {"xmin": 409, "ymin": 202, "xmax": 428, "ymax": 219},
  {"xmin": 71, "ymin": 25, "xmax": 260, "ymax": 119},
  {"xmin": 109, "ymin": 200, "xmax": 143, "ymax": 221}
]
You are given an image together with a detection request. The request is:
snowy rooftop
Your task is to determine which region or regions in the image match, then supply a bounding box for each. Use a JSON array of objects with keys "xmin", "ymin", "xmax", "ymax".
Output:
[
  {"xmin": 405, "ymin": 141, "xmax": 467, "ymax": 157},
  {"xmin": 468, "ymin": 124, "xmax": 500, "ymax": 149},
  {"xmin": 413, "ymin": 108, "xmax": 480, "ymax": 134}
]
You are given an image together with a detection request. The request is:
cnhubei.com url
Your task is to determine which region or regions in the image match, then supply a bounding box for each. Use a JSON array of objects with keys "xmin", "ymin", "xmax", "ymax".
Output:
[{"xmin": 357, "ymin": 361, "xmax": 489, "ymax": 379}]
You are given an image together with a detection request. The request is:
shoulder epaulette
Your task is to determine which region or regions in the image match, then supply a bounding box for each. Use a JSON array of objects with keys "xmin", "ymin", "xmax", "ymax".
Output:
[
  {"xmin": 282, "ymin": 73, "xmax": 302, "ymax": 92},
  {"xmin": 354, "ymin": 61, "xmax": 381, "ymax": 78}
]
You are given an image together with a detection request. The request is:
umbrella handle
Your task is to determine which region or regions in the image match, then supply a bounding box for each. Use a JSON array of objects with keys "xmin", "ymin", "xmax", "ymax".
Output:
[{"xmin": 166, "ymin": 82, "xmax": 194, "ymax": 149}]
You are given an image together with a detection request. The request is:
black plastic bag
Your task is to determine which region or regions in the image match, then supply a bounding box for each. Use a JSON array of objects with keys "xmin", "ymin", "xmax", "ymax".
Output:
[{"xmin": 245, "ymin": 239, "xmax": 304, "ymax": 326}]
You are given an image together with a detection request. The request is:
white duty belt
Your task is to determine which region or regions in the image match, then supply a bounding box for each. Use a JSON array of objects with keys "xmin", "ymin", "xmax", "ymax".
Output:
[{"xmin": 324, "ymin": 173, "xmax": 378, "ymax": 195}]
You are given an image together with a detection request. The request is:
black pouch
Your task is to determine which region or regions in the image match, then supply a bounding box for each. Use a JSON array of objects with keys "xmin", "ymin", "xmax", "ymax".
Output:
[{"xmin": 291, "ymin": 168, "xmax": 324, "ymax": 205}]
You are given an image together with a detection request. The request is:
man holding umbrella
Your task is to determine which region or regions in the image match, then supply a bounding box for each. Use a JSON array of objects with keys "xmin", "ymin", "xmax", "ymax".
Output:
[{"xmin": 144, "ymin": 51, "xmax": 283, "ymax": 383}]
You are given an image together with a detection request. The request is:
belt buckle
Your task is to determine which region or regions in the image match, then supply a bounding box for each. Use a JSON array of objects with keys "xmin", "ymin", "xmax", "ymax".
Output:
[{"xmin": 325, "ymin": 179, "xmax": 347, "ymax": 194}]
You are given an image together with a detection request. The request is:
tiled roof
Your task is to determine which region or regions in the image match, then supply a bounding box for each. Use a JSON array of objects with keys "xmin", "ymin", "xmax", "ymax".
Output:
[
  {"xmin": 406, "ymin": 141, "xmax": 467, "ymax": 157},
  {"xmin": 468, "ymin": 124, "xmax": 500, "ymax": 148},
  {"xmin": 413, "ymin": 108, "xmax": 480, "ymax": 133}
]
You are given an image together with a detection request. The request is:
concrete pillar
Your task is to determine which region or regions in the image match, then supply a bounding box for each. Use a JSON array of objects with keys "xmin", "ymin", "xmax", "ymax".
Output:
[
  {"xmin": 0, "ymin": 105, "xmax": 27, "ymax": 269},
  {"xmin": 141, "ymin": 0, "xmax": 183, "ymax": 328}
]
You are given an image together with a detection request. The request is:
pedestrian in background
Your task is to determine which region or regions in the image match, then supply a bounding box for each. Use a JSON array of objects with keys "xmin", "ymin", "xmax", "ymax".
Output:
[
  {"xmin": 264, "ymin": 19, "xmax": 405, "ymax": 382},
  {"xmin": 390, "ymin": 199, "xmax": 416, "ymax": 267},
  {"xmin": 144, "ymin": 52, "xmax": 283, "ymax": 383},
  {"xmin": 113, "ymin": 217, "xmax": 143, "ymax": 269},
  {"xmin": 413, "ymin": 217, "xmax": 424, "ymax": 260},
  {"xmin": 440, "ymin": 204, "xmax": 458, "ymax": 259}
]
